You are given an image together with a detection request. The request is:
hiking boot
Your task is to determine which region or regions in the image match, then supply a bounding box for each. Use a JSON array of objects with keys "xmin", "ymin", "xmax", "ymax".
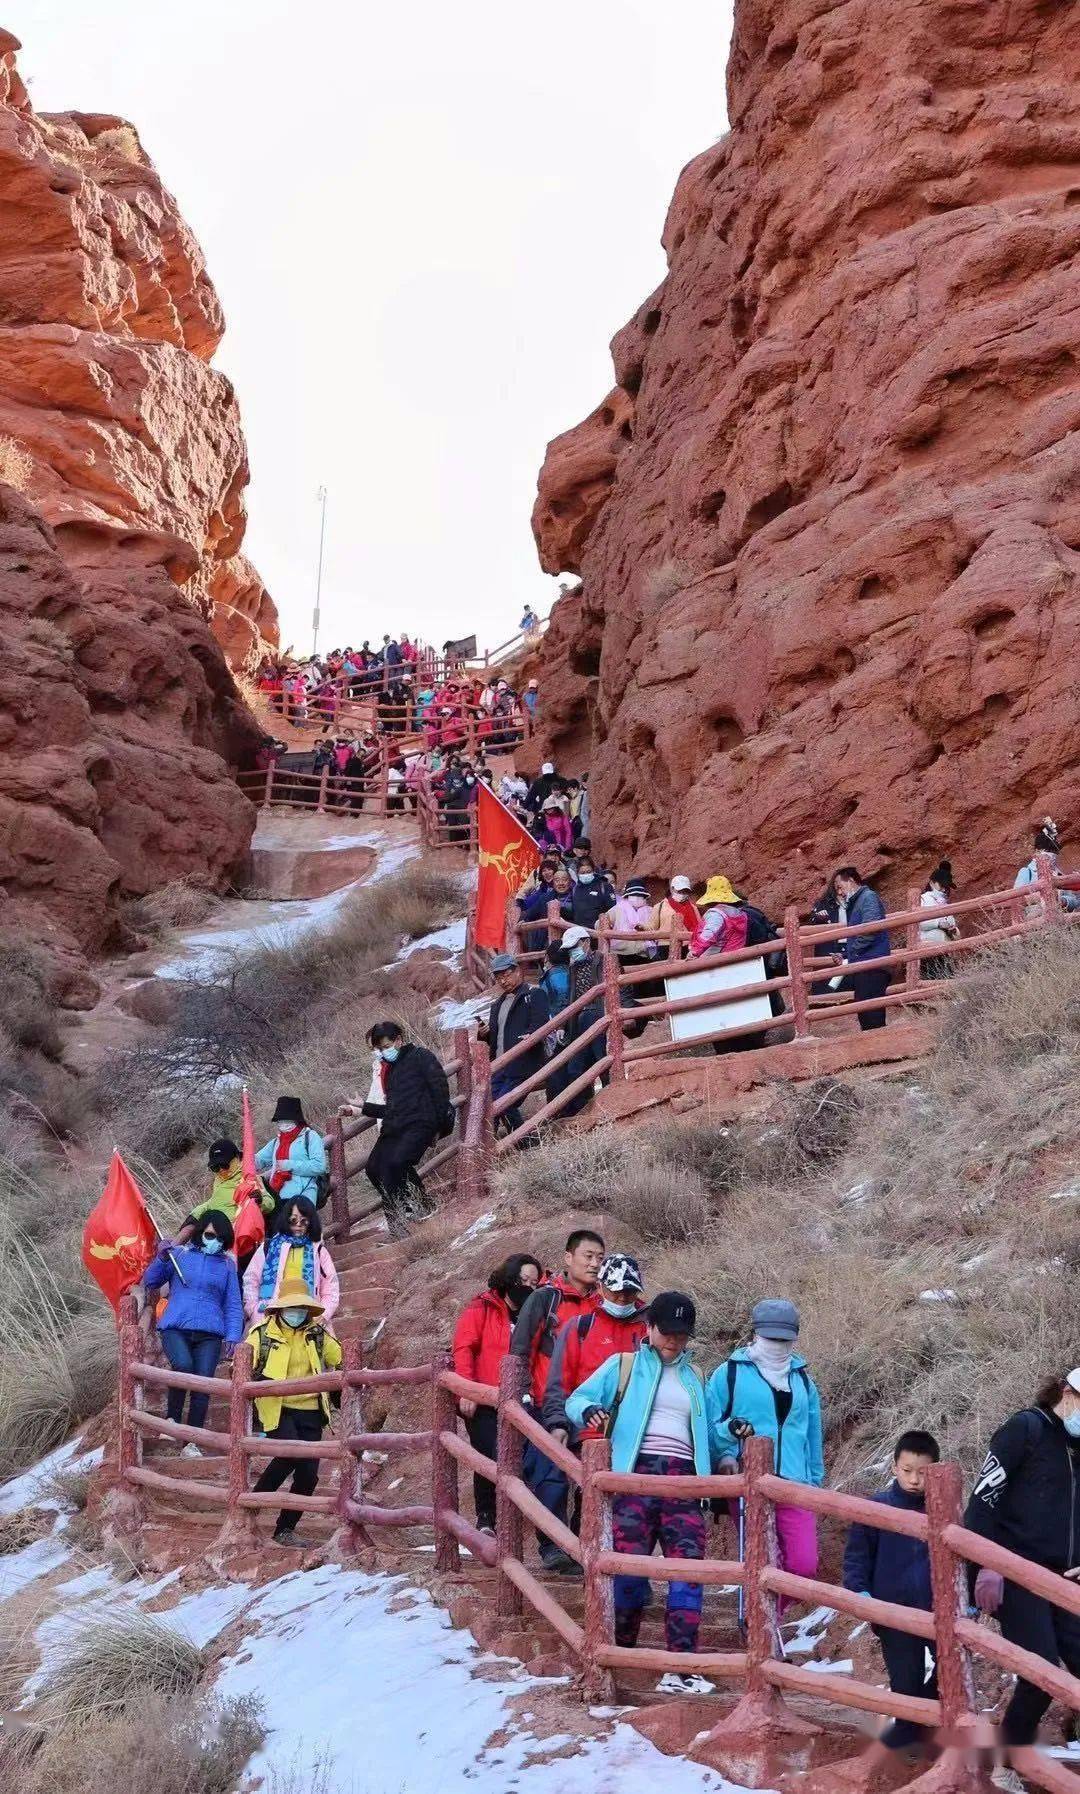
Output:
[
  {"xmin": 179, "ymin": 1442, "xmax": 203, "ymax": 1460},
  {"xmin": 478, "ymin": 1524, "xmax": 496, "ymax": 1538},
  {"xmin": 273, "ymin": 1527, "xmax": 317, "ymax": 1549},
  {"xmin": 990, "ymin": 1771, "xmax": 1026, "ymax": 1794},
  {"xmin": 539, "ymin": 1547, "xmax": 581, "ymax": 1576},
  {"xmin": 656, "ymin": 1671, "xmax": 716, "ymax": 1696}
]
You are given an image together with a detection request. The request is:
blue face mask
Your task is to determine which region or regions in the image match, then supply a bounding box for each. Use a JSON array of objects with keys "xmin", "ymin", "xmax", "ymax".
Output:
[
  {"xmin": 1065, "ymin": 1411, "xmax": 1080, "ymax": 1439},
  {"xmin": 281, "ymin": 1308, "xmax": 310, "ymax": 1329},
  {"xmin": 601, "ymin": 1298, "xmax": 634, "ymax": 1318},
  {"xmin": 201, "ymin": 1237, "xmax": 223, "ymax": 1256},
  {"xmin": 381, "ymin": 1046, "xmax": 400, "ymax": 1063},
  {"xmin": 570, "ymin": 945, "xmax": 588, "ymax": 963}
]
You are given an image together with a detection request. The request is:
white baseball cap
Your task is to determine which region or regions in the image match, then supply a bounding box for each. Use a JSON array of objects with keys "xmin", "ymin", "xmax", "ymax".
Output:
[
  {"xmin": 541, "ymin": 761, "xmax": 555, "ymax": 775},
  {"xmin": 562, "ymin": 925, "xmax": 591, "ymax": 950},
  {"xmin": 1066, "ymin": 1368, "xmax": 1080, "ymax": 1395},
  {"xmin": 670, "ymin": 875, "xmax": 692, "ymax": 892}
]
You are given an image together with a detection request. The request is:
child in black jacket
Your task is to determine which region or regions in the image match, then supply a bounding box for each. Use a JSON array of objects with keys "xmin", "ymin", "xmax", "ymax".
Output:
[{"xmin": 842, "ymin": 1429, "xmax": 940, "ymax": 1754}]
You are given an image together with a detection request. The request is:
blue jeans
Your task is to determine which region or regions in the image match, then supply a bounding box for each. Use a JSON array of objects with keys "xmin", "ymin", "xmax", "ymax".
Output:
[
  {"xmin": 159, "ymin": 1328, "xmax": 222, "ymax": 1430},
  {"xmin": 523, "ymin": 1435, "xmax": 569, "ymax": 1559}
]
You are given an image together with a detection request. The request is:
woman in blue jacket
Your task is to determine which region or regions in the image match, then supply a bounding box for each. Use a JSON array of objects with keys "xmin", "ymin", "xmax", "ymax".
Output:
[
  {"xmin": 144, "ymin": 1212, "xmax": 244, "ymax": 1454},
  {"xmin": 567, "ymin": 1291, "xmax": 723, "ymax": 1688},
  {"xmin": 255, "ymin": 1095, "xmax": 327, "ymax": 1215},
  {"xmin": 708, "ymin": 1298, "xmax": 825, "ymax": 1601}
]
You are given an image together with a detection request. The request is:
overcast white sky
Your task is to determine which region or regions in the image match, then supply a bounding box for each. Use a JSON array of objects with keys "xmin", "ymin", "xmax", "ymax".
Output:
[{"xmin": 12, "ymin": 1, "xmax": 733, "ymax": 656}]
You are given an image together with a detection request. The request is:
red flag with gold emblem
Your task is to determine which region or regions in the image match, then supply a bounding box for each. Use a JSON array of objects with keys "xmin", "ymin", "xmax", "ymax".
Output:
[
  {"xmin": 475, "ymin": 780, "xmax": 542, "ymax": 951},
  {"xmin": 232, "ymin": 1087, "xmax": 266, "ymax": 1258},
  {"xmin": 82, "ymin": 1151, "xmax": 158, "ymax": 1314}
]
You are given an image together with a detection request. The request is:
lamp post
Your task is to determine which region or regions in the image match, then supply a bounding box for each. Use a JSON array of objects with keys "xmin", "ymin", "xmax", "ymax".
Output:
[{"xmin": 312, "ymin": 485, "xmax": 328, "ymax": 656}]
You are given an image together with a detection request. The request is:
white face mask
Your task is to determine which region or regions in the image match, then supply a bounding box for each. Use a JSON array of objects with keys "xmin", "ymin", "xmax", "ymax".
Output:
[
  {"xmin": 281, "ymin": 1308, "xmax": 310, "ymax": 1329},
  {"xmin": 1065, "ymin": 1410, "xmax": 1080, "ymax": 1439}
]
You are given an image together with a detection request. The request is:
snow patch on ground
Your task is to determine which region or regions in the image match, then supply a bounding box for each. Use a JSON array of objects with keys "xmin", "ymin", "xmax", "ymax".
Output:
[
  {"xmin": 398, "ymin": 916, "xmax": 468, "ymax": 961},
  {"xmin": 436, "ymin": 991, "xmax": 489, "ymax": 1029},
  {"xmin": 452, "ymin": 1209, "xmax": 497, "ymax": 1248},
  {"xmin": 0, "ymin": 1439, "xmax": 103, "ymax": 1516},
  {"xmin": 782, "ymin": 1603, "xmax": 836, "ymax": 1656}
]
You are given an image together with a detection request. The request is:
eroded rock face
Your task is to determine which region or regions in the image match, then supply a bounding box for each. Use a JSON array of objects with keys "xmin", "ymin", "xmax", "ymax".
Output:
[
  {"xmin": 0, "ymin": 484, "xmax": 257, "ymax": 978},
  {"xmin": 0, "ymin": 32, "xmax": 277, "ymax": 669},
  {"xmin": 533, "ymin": 0, "xmax": 1080, "ymax": 907}
]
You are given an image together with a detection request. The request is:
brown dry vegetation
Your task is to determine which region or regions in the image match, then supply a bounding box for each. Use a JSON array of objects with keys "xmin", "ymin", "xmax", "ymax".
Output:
[{"xmin": 491, "ymin": 928, "xmax": 1080, "ymax": 1487}]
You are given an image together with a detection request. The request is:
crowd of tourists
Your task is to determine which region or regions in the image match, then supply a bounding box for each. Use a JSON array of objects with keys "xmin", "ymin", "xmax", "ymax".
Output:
[{"xmin": 451, "ymin": 1234, "xmax": 1080, "ymax": 1746}]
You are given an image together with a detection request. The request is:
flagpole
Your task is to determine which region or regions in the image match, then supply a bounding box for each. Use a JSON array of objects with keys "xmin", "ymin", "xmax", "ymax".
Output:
[{"xmin": 119, "ymin": 1151, "xmax": 188, "ymax": 1286}]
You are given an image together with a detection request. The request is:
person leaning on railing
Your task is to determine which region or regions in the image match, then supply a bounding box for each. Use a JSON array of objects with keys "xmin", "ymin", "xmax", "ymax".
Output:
[
  {"xmin": 964, "ymin": 1368, "xmax": 1080, "ymax": 1748},
  {"xmin": 478, "ymin": 954, "xmax": 551, "ymax": 1137},
  {"xmin": 247, "ymin": 1277, "xmax": 343, "ymax": 1550}
]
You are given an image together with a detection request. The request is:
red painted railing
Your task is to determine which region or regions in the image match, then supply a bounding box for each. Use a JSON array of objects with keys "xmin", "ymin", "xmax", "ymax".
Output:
[{"xmin": 109, "ymin": 1316, "xmax": 1080, "ymax": 1779}]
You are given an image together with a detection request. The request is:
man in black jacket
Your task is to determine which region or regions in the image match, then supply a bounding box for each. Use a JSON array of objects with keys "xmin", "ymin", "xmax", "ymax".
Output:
[
  {"xmin": 478, "ymin": 954, "xmax": 550, "ymax": 1137},
  {"xmin": 356, "ymin": 1021, "xmax": 453, "ymax": 1236}
]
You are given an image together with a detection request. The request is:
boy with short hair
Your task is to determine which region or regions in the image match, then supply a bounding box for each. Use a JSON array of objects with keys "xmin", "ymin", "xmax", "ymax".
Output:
[{"xmin": 842, "ymin": 1429, "xmax": 941, "ymax": 1753}]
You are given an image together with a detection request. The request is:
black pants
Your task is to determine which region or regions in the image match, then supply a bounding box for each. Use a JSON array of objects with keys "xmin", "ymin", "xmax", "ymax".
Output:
[
  {"xmin": 254, "ymin": 1407, "xmax": 324, "ymax": 1533},
  {"xmin": 466, "ymin": 1406, "xmax": 498, "ymax": 1530},
  {"xmin": 848, "ymin": 966, "xmax": 890, "ymax": 1030},
  {"xmin": 874, "ymin": 1625, "xmax": 938, "ymax": 1750},
  {"xmin": 365, "ymin": 1124, "xmax": 436, "ymax": 1235},
  {"xmin": 999, "ymin": 1578, "xmax": 1080, "ymax": 1744}
]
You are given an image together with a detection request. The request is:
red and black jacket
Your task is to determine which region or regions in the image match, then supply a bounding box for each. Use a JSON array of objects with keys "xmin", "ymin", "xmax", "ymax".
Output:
[
  {"xmin": 542, "ymin": 1305, "xmax": 648, "ymax": 1438},
  {"xmin": 509, "ymin": 1275, "xmax": 600, "ymax": 1405}
]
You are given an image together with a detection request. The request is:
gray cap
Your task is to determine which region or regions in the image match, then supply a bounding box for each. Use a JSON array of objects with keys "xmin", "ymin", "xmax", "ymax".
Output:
[
  {"xmin": 751, "ymin": 1298, "xmax": 800, "ymax": 1341},
  {"xmin": 490, "ymin": 953, "xmax": 519, "ymax": 974}
]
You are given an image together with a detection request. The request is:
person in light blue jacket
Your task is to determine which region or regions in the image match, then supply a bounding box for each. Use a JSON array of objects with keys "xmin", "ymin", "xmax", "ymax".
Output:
[
  {"xmin": 708, "ymin": 1298, "xmax": 824, "ymax": 1606},
  {"xmin": 255, "ymin": 1095, "xmax": 327, "ymax": 1216},
  {"xmin": 566, "ymin": 1292, "xmax": 722, "ymax": 1687}
]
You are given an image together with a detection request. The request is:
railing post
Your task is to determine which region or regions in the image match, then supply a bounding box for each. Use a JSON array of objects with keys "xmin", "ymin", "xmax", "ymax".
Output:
[
  {"xmin": 783, "ymin": 904, "xmax": 814, "ymax": 1041},
  {"xmin": 905, "ymin": 885, "xmax": 922, "ymax": 993},
  {"xmin": 212, "ymin": 1342, "xmax": 258, "ymax": 1559},
  {"xmin": 316, "ymin": 763, "xmax": 330, "ymax": 814},
  {"xmin": 102, "ymin": 1295, "xmax": 146, "ymax": 1544},
  {"xmin": 431, "ymin": 1350, "xmax": 461, "ymax": 1573},
  {"xmin": 1037, "ymin": 848, "xmax": 1062, "ymax": 924},
  {"xmin": 263, "ymin": 761, "xmax": 275, "ymax": 807},
  {"xmin": 507, "ymin": 898, "xmax": 522, "ymax": 957},
  {"xmin": 602, "ymin": 949, "xmax": 626, "ymax": 1080},
  {"xmin": 546, "ymin": 898, "xmax": 562, "ymax": 947},
  {"xmin": 329, "ymin": 1113, "xmax": 350, "ymax": 1239},
  {"xmin": 698, "ymin": 1435, "xmax": 818, "ymax": 1777},
  {"xmin": 496, "ymin": 1355, "xmax": 526, "ymax": 1618},
  {"xmin": 925, "ymin": 1462, "xmax": 979, "ymax": 1733},
  {"xmin": 579, "ymin": 1436, "xmax": 615, "ymax": 1703},
  {"xmin": 380, "ymin": 756, "xmax": 390, "ymax": 819},
  {"xmin": 453, "ymin": 1027, "xmax": 472, "ymax": 1128},
  {"xmin": 329, "ymin": 1337, "xmax": 374, "ymax": 1560}
]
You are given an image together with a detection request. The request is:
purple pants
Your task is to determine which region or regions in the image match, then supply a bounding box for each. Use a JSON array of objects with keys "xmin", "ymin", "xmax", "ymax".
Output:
[{"xmin": 612, "ymin": 1454, "xmax": 706, "ymax": 1652}]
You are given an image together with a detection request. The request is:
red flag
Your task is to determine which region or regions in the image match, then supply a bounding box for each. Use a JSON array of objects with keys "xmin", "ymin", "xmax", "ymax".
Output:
[
  {"xmin": 475, "ymin": 781, "xmax": 542, "ymax": 951},
  {"xmin": 232, "ymin": 1087, "xmax": 266, "ymax": 1257},
  {"xmin": 82, "ymin": 1151, "xmax": 158, "ymax": 1315}
]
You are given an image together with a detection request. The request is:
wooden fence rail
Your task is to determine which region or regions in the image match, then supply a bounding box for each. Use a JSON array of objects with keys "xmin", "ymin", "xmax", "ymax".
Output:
[{"xmin": 109, "ymin": 1322, "xmax": 1080, "ymax": 1778}]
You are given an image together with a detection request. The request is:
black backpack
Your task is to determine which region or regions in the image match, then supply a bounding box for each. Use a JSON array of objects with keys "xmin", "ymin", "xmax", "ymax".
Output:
[{"xmin": 740, "ymin": 903, "xmax": 779, "ymax": 947}]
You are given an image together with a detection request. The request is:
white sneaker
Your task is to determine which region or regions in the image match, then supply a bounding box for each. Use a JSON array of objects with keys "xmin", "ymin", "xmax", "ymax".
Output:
[
  {"xmin": 656, "ymin": 1671, "xmax": 715, "ymax": 1696},
  {"xmin": 180, "ymin": 1442, "xmax": 203, "ymax": 1460},
  {"xmin": 991, "ymin": 1771, "xmax": 1026, "ymax": 1794}
]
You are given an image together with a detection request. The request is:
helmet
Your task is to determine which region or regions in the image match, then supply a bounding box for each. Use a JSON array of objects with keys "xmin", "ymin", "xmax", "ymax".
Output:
[{"xmin": 598, "ymin": 1253, "xmax": 644, "ymax": 1295}]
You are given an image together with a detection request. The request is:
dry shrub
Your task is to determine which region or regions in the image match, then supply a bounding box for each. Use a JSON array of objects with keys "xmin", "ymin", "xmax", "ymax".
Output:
[
  {"xmin": 0, "ymin": 942, "xmax": 63, "ymax": 1060},
  {"xmin": 42, "ymin": 1463, "xmax": 92, "ymax": 1513},
  {"xmin": 0, "ymin": 1508, "xmax": 47, "ymax": 1554},
  {"xmin": 123, "ymin": 877, "xmax": 218, "ymax": 941},
  {"xmin": 0, "ymin": 1586, "xmax": 48, "ymax": 1712},
  {"xmin": 497, "ymin": 1120, "xmax": 723, "ymax": 1239},
  {"xmin": 37, "ymin": 1612, "xmax": 206, "ymax": 1728},
  {"xmin": 22, "ymin": 616, "xmax": 72, "ymax": 661},
  {"xmin": 21, "ymin": 1691, "xmax": 264, "ymax": 1794},
  {"xmin": 0, "ymin": 433, "xmax": 32, "ymax": 492},
  {"xmin": 92, "ymin": 122, "xmax": 141, "ymax": 162}
]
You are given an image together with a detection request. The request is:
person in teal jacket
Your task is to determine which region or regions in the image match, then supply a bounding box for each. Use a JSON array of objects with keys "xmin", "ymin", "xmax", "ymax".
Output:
[
  {"xmin": 566, "ymin": 1292, "xmax": 722, "ymax": 1687},
  {"xmin": 708, "ymin": 1297, "xmax": 825, "ymax": 1605},
  {"xmin": 255, "ymin": 1095, "xmax": 327, "ymax": 1217}
]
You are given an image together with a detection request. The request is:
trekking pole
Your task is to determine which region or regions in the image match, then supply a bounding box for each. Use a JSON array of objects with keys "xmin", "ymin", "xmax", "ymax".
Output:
[{"xmin": 736, "ymin": 1495, "xmax": 747, "ymax": 1642}]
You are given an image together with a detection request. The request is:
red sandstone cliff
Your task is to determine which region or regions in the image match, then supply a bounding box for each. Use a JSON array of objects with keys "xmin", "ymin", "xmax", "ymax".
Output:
[
  {"xmin": 533, "ymin": 0, "xmax": 1080, "ymax": 908},
  {"xmin": 0, "ymin": 30, "xmax": 273, "ymax": 983}
]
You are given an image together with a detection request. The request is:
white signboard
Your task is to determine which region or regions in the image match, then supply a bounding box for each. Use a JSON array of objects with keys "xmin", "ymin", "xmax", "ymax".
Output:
[{"xmin": 665, "ymin": 957, "xmax": 772, "ymax": 1045}]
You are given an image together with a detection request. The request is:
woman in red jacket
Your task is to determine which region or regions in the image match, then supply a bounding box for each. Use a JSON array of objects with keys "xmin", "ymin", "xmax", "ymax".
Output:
[{"xmin": 452, "ymin": 1252, "xmax": 541, "ymax": 1533}]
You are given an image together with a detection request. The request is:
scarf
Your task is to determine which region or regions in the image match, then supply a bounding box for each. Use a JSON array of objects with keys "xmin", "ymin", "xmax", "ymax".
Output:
[
  {"xmin": 668, "ymin": 896, "xmax": 701, "ymax": 931},
  {"xmin": 259, "ymin": 1232, "xmax": 318, "ymax": 1305},
  {"xmin": 270, "ymin": 1124, "xmax": 303, "ymax": 1193},
  {"xmin": 745, "ymin": 1335, "xmax": 793, "ymax": 1391}
]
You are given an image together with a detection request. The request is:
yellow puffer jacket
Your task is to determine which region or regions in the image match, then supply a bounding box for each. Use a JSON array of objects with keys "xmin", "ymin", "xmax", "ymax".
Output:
[{"xmin": 246, "ymin": 1316, "xmax": 343, "ymax": 1432}]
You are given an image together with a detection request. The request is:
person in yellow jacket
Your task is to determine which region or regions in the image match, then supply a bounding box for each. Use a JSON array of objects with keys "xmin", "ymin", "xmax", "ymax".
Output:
[
  {"xmin": 247, "ymin": 1276, "xmax": 343, "ymax": 1547},
  {"xmin": 177, "ymin": 1139, "xmax": 275, "ymax": 1248}
]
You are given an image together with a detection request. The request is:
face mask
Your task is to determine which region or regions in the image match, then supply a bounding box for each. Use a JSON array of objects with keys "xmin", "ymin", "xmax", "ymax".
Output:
[
  {"xmin": 579, "ymin": 872, "xmax": 594, "ymax": 884},
  {"xmin": 1065, "ymin": 1411, "xmax": 1080, "ymax": 1439},
  {"xmin": 380, "ymin": 1046, "xmax": 400, "ymax": 1063},
  {"xmin": 601, "ymin": 1298, "xmax": 634, "ymax": 1318},
  {"xmin": 281, "ymin": 1308, "xmax": 310, "ymax": 1329},
  {"xmin": 570, "ymin": 945, "xmax": 588, "ymax": 962},
  {"xmin": 201, "ymin": 1237, "xmax": 223, "ymax": 1256},
  {"xmin": 507, "ymin": 1278, "xmax": 534, "ymax": 1309}
]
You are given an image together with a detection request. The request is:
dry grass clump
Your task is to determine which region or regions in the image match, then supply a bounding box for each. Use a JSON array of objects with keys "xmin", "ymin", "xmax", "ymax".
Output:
[
  {"xmin": 0, "ymin": 433, "xmax": 32, "ymax": 492},
  {"xmin": 496, "ymin": 1123, "xmax": 713, "ymax": 1242},
  {"xmin": 123, "ymin": 877, "xmax": 218, "ymax": 940},
  {"xmin": 37, "ymin": 1612, "xmax": 207, "ymax": 1728},
  {"xmin": 0, "ymin": 1508, "xmax": 48, "ymax": 1554},
  {"xmin": 92, "ymin": 122, "xmax": 141, "ymax": 161},
  {"xmin": 19, "ymin": 1691, "xmax": 264, "ymax": 1794}
]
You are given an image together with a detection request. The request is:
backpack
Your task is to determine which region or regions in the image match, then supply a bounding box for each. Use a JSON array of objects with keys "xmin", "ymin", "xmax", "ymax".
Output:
[
  {"xmin": 604, "ymin": 1349, "xmax": 705, "ymax": 1441},
  {"xmin": 739, "ymin": 903, "xmax": 779, "ymax": 948},
  {"xmin": 302, "ymin": 1128, "xmax": 332, "ymax": 1210},
  {"xmin": 718, "ymin": 1357, "xmax": 811, "ymax": 1427}
]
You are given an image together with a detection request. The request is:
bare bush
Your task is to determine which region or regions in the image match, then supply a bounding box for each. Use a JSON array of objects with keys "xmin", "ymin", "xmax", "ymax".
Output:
[
  {"xmin": 0, "ymin": 433, "xmax": 32, "ymax": 492},
  {"xmin": 37, "ymin": 1613, "xmax": 207, "ymax": 1728},
  {"xmin": 0, "ymin": 1508, "xmax": 47, "ymax": 1554},
  {"xmin": 22, "ymin": 1691, "xmax": 264, "ymax": 1794},
  {"xmin": 92, "ymin": 123, "xmax": 141, "ymax": 162}
]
